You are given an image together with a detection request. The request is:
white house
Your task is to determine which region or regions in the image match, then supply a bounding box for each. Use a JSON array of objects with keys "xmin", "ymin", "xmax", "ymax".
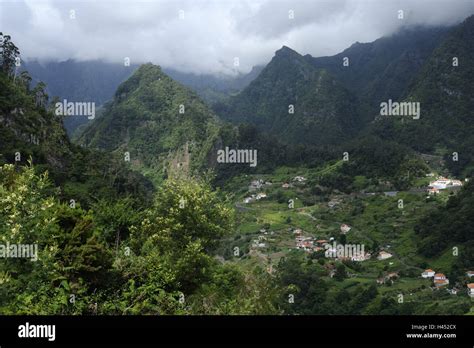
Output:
[
  {"xmin": 340, "ymin": 224, "xmax": 351, "ymax": 234},
  {"xmin": 467, "ymin": 283, "xmax": 474, "ymax": 297},
  {"xmin": 293, "ymin": 176, "xmax": 307, "ymax": 182},
  {"xmin": 243, "ymin": 197, "xmax": 252, "ymax": 204},
  {"xmin": 429, "ymin": 177, "xmax": 452, "ymax": 189},
  {"xmin": 422, "ymin": 269, "xmax": 435, "ymax": 278},
  {"xmin": 328, "ymin": 199, "xmax": 341, "ymax": 208},
  {"xmin": 256, "ymin": 193, "xmax": 267, "ymax": 200},
  {"xmin": 281, "ymin": 183, "xmax": 290, "ymax": 188},
  {"xmin": 377, "ymin": 251, "xmax": 393, "ymax": 260},
  {"xmin": 466, "ymin": 271, "xmax": 474, "ymax": 278}
]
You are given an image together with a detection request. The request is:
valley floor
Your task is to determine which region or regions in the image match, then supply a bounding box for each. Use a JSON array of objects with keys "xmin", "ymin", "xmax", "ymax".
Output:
[{"xmin": 218, "ymin": 166, "xmax": 474, "ymax": 315}]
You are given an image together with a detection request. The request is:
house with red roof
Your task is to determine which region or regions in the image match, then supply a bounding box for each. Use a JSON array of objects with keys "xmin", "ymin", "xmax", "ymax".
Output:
[
  {"xmin": 467, "ymin": 283, "xmax": 474, "ymax": 298},
  {"xmin": 434, "ymin": 273, "xmax": 449, "ymax": 287}
]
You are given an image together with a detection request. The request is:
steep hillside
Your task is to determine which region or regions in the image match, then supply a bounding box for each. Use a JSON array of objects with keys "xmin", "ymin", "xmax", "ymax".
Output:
[
  {"xmin": 77, "ymin": 63, "xmax": 221, "ymax": 182},
  {"xmin": 371, "ymin": 15, "xmax": 474, "ymax": 176},
  {"xmin": 307, "ymin": 26, "xmax": 450, "ymax": 116},
  {"xmin": 215, "ymin": 46, "xmax": 361, "ymax": 146},
  {"xmin": 0, "ymin": 34, "xmax": 152, "ymax": 207},
  {"xmin": 24, "ymin": 60, "xmax": 262, "ymax": 136}
]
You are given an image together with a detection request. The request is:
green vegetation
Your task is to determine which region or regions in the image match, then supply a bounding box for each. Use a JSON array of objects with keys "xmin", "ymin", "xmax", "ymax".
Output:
[
  {"xmin": 2, "ymin": 19, "xmax": 474, "ymax": 317},
  {"xmin": 77, "ymin": 63, "xmax": 221, "ymax": 184},
  {"xmin": 215, "ymin": 46, "xmax": 361, "ymax": 146}
]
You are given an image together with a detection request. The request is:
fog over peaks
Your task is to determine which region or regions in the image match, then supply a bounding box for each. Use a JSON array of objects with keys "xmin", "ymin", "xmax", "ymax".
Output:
[{"xmin": 1, "ymin": 0, "xmax": 474, "ymax": 75}]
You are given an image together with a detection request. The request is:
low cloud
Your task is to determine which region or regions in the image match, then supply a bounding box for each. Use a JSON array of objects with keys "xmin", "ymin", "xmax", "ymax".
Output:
[{"xmin": 1, "ymin": 0, "xmax": 474, "ymax": 75}]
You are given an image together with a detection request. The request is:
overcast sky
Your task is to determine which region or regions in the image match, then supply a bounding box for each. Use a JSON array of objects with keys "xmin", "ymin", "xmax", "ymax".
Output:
[{"xmin": 1, "ymin": 0, "xmax": 474, "ymax": 75}]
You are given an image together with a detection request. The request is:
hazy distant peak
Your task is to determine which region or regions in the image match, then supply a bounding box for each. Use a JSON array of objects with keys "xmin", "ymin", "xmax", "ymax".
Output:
[{"xmin": 275, "ymin": 45, "xmax": 301, "ymax": 58}]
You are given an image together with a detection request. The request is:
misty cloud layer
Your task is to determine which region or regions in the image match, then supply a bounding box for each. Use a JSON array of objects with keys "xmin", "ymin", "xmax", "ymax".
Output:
[{"xmin": 2, "ymin": 0, "xmax": 474, "ymax": 75}]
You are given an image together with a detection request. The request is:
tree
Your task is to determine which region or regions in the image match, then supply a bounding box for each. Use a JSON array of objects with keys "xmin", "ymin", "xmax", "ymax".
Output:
[
  {"xmin": 0, "ymin": 162, "xmax": 109, "ymax": 314},
  {"xmin": 18, "ymin": 71, "xmax": 32, "ymax": 91},
  {"xmin": 0, "ymin": 33, "xmax": 20, "ymax": 77},
  {"xmin": 32, "ymin": 82, "xmax": 48, "ymax": 108},
  {"xmin": 112, "ymin": 177, "xmax": 235, "ymax": 313}
]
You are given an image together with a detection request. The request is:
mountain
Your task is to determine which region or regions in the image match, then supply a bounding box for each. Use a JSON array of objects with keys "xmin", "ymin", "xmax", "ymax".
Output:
[
  {"xmin": 215, "ymin": 46, "xmax": 361, "ymax": 146},
  {"xmin": 77, "ymin": 63, "xmax": 221, "ymax": 183},
  {"xmin": 215, "ymin": 26, "xmax": 454, "ymax": 146},
  {"xmin": 23, "ymin": 60, "xmax": 262, "ymax": 136},
  {"xmin": 307, "ymin": 26, "xmax": 450, "ymax": 115},
  {"xmin": 370, "ymin": 15, "xmax": 474, "ymax": 176}
]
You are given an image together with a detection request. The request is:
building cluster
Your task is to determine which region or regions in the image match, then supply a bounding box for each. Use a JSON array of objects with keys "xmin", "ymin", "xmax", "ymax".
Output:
[
  {"xmin": 244, "ymin": 178, "xmax": 272, "ymax": 203},
  {"xmin": 293, "ymin": 228, "xmax": 371, "ymax": 261},
  {"xmin": 421, "ymin": 269, "xmax": 474, "ymax": 296},
  {"xmin": 293, "ymin": 228, "xmax": 329, "ymax": 253},
  {"xmin": 421, "ymin": 269, "xmax": 450, "ymax": 287}
]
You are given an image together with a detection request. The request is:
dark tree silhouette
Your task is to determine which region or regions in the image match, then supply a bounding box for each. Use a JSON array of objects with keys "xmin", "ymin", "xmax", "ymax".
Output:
[{"xmin": 0, "ymin": 32, "xmax": 20, "ymax": 77}]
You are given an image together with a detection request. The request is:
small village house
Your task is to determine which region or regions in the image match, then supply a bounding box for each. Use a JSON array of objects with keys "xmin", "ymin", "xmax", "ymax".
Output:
[
  {"xmin": 293, "ymin": 176, "xmax": 306, "ymax": 182},
  {"xmin": 421, "ymin": 269, "xmax": 435, "ymax": 278},
  {"xmin": 434, "ymin": 273, "xmax": 449, "ymax": 287},
  {"xmin": 377, "ymin": 251, "xmax": 393, "ymax": 260},
  {"xmin": 340, "ymin": 224, "xmax": 351, "ymax": 234},
  {"xmin": 467, "ymin": 283, "xmax": 474, "ymax": 298}
]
